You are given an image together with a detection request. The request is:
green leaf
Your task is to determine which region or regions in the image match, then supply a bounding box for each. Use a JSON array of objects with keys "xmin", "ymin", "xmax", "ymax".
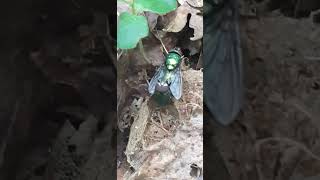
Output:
[
  {"xmin": 133, "ymin": 0, "xmax": 177, "ymax": 15},
  {"xmin": 117, "ymin": 12, "xmax": 149, "ymax": 49}
]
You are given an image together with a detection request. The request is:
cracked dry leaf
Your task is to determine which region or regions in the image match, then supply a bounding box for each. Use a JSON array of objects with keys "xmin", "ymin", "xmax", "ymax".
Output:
[
  {"xmin": 162, "ymin": 2, "xmax": 203, "ymax": 41},
  {"xmin": 125, "ymin": 99, "xmax": 150, "ymax": 158},
  {"xmin": 145, "ymin": 12, "xmax": 159, "ymax": 30},
  {"xmin": 162, "ymin": 3, "xmax": 190, "ymax": 33},
  {"xmin": 178, "ymin": 0, "xmax": 203, "ymax": 7},
  {"xmin": 189, "ymin": 13, "xmax": 203, "ymax": 40}
]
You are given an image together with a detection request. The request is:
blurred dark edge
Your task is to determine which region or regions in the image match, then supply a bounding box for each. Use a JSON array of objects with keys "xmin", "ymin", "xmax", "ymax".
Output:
[
  {"xmin": 204, "ymin": 106, "xmax": 231, "ymax": 180},
  {"xmin": 0, "ymin": 0, "xmax": 117, "ymax": 179}
]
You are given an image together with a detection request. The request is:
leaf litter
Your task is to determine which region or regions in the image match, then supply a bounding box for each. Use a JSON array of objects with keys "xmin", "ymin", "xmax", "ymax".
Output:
[
  {"xmin": 162, "ymin": 0, "xmax": 203, "ymax": 40},
  {"xmin": 117, "ymin": 0, "xmax": 203, "ymax": 178}
]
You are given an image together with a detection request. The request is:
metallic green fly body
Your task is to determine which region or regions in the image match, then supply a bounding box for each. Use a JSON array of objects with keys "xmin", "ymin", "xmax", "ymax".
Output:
[{"xmin": 148, "ymin": 47, "xmax": 183, "ymax": 106}]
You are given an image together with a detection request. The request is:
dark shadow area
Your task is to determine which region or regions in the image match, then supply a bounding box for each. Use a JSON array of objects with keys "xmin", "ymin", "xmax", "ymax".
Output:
[
  {"xmin": 0, "ymin": 0, "xmax": 116, "ymax": 179},
  {"xmin": 204, "ymin": 0, "xmax": 320, "ymax": 179}
]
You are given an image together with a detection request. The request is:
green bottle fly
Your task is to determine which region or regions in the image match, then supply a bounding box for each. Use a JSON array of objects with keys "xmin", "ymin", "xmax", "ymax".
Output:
[{"xmin": 148, "ymin": 48, "xmax": 183, "ymax": 106}]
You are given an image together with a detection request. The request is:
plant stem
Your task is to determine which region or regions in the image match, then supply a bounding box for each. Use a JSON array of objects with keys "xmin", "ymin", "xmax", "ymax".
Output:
[
  {"xmin": 156, "ymin": 31, "xmax": 168, "ymax": 54},
  {"xmin": 139, "ymin": 40, "xmax": 150, "ymax": 63},
  {"xmin": 128, "ymin": 0, "xmax": 136, "ymax": 15}
]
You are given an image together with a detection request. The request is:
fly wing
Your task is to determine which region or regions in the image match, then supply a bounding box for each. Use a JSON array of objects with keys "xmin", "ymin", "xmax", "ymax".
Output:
[
  {"xmin": 204, "ymin": 0, "xmax": 243, "ymax": 125},
  {"xmin": 170, "ymin": 67, "xmax": 183, "ymax": 100},
  {"xmin": 148, "ymin": 65, "xmax": 165, "ymax": 95}
]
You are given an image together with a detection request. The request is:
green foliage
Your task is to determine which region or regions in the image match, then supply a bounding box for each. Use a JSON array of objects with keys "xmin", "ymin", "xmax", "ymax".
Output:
[
  {"xmin": 117, "ymin": 0, "xmax": 177, "ymax": 49},
  {"xmin": 117, "ymin": 12, "xmax": 149, "ymax": 49},
  {"xmin": 133, "ymin": 0, "xmax": 177, "ymax": 15}
]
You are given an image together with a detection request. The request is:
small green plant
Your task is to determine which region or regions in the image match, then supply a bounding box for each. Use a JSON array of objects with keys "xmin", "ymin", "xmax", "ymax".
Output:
[{"xmin": 117, "ymin": 0, "xmax": 177, "ymax": 49}]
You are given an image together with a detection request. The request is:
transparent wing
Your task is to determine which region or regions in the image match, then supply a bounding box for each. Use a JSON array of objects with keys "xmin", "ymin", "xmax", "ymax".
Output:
[
  {"xmin": 170, "ymin": 67, "xmax": 182, "ymax": 100},
  {"xmin": 204, "ymin": 0, "xmax": 243, "ymax": 125},
  {"xmin": 148, "ymin": 66, "xmax": 165, "ymax": 95}
]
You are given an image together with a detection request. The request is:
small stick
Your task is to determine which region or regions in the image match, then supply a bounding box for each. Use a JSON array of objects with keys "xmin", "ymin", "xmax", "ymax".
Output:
[
  {"xmin": 156, "ymin": 31, "xmax": 168, "ymax": 54},
  {"xmin": 150, "ymin": 114, "xmax": 170, "ymax": 135},
  {"xmin": 139, "ymin": 40, "xmax": 151, "ymax": 63},
  {"xmin": 186, "ymin": 103, "xmax": 203, "ymax": 110},
  {"xmin": 149, "ymin": 120, "xmax": 170, "ymax": 135}
]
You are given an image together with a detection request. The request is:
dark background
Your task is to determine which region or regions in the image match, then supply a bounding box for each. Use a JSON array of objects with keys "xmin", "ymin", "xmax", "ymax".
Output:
[{"xmin": 0, "ymin": 0, "xmax": 116, "ymax": 179}]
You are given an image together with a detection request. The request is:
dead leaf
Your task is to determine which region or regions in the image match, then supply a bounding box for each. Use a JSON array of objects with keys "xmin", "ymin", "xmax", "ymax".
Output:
[
  {"xmin": 178, "ymin": 0, "xmax": 203, "ymax": 7},
  {"xmin": 185, "ymin": 39, "xmax": 202, "ymax": 55},
  {"xmin": 145, "ymin": 12, "xmax": 159, "ymax": 31},
  {"xmin": 189, "ymin": 13, "xmax": 203, "ymax": 40},
  {"xmin": 132, "ymin": 33, "xmax": 178, "ymax": 66},
  {"xmin": 162, "ymin": 2, "xmax": 203, "ymax": 41},
  {"xmin": 162, "ymin": 4, "xmax": 191, "ymax": 33},
  {"xmin": 125, "ymin": 98, "xmax": 150, "ymax": 158}
]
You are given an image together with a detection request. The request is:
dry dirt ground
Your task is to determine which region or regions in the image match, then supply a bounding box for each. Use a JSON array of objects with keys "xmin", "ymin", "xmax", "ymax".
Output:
[
  {"xmin": 117, "ymin": 60, "xmax": 203, "ymax": 179},
  {"xmin": 117, "ymin": 1, "xmax": 203, "ymax": 179}
]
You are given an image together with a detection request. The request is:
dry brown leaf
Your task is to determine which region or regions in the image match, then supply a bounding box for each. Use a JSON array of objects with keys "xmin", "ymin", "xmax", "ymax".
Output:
[
  {"xmin": 132, "ymin": 33, "xmax": 178, "ymax": 66},
  {"xmin": 145, "ymin": 12, "xmax": 159, "ymax": 31},
  {"xmin": 163, "ymin": 2, "xmax": 203, "ymax": 41},
  {"xmin": 162, "ymin": 3, "xmax": 191, "ymax": 33},
  {"xmin": 189, "ymin": 13, "xmax": 203, "ymax": 40},
  {"xmin": 178, "ymin": 0, "xmax": 203, "ymax": 7}
]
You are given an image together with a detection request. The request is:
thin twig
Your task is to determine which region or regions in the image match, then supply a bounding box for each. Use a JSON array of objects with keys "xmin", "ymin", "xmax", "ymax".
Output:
[
  {"xmin": 196, "ymin": 51, "xmax": 203, "ymax": 69},
  {"xmin": 139, "ymin": 40, "xmax": 151, "ymax": 63},
  {"xmin": 149, "ymin": 120, "xmax": 170, "ymax": 135},
  {"xmin": 188, "ymin": 92, "xmax": 202, "ymax": 100},
  {"xmin": 149, "ymin": 112, "xmax": 171, "ymax": 135},
  {"xmin": 186, "ymin": 103, "xmax": 203, "ymax": 110},
  {"xmin": 158, "ymin": 111, "xmax": 164, "ymax": 128},
  {"xmin": 117, "ymin": 50, "xmax": 124, "ymax": 60},
  {"xmin": 145, "ymin": 135, "xmax": 163, "ymax": 141},
  {"xmin": 156, "ymin": 31, "xmax": 168, "ymax": 54}
]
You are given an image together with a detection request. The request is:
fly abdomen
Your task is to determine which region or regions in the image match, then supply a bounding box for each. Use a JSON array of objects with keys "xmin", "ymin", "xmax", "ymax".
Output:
[{"xmin": 155, "ymin": 82, "xmax": 170, "ymax": 93}]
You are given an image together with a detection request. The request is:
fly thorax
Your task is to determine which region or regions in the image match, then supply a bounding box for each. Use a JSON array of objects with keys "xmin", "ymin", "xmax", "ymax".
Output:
[
  {"xmin": 154, "ymin": 48, "xmax": 182, "ymax": 94},
  {"xmin": 164, "ymin": 70, "xmax": 175, "ymax": 83},
  {"xmin": 165, "ymin": 50, "xmax": 182, "ymax": 71},
  {"xmin": 155, "ymin": 69, "xmax": 174, "ymax": 92}
]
